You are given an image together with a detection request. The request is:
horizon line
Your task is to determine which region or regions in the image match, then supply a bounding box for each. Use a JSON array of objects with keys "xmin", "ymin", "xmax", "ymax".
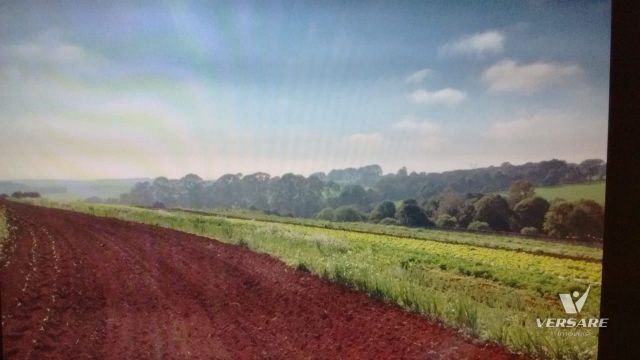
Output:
[{"xmin": 0, "ymin": 157, "xmax": 606, "ymax": 183}]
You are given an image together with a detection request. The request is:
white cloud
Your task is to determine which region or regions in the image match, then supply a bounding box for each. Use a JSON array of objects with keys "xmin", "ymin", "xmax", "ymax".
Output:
[
  {"xmin": 482, "ymin": 59, "xmax": 582, "ymax": 93},
  {"xmin": 392, "ymin": 118, "xmax": 439, "ymax": 136},
  {"xmin": 345, "ymin": 132, "xmax": 385, "ymax": 148},
  {"xmin": 439, "ymin": 30, "xmax": 504, "ymax": 58},
  {"xmin": 0, "ymin": 31, "xmax": 110, "ymax": 111},
  {"xmin": 484, "ymin": 112, "xmax": 588, "ymax": 141},
  {"xmin": 479, "ymin": 111, "xmax": 608, "ymax": 165},
  {"xmin": 0, "ymin": 32, "xmax": 230, "ymax": 179},
  {"xmin": 0, "ymin": 31, "xmax": 107, "ymax": 71},
  {"xmin": 409, "ymin": 88, "xmax": 466, "ymax": 105},
  {"xmin": 386, "ymin": 117, "xmax": 447, "ymax": 154},
  {"xmin": 4, "ymin": 42, "xmax": 93, "ymax": 66},
  {"xmin": 0, "ymin": 30, "xmax": 607, "ymax": 179},
  {"xmin": 485, "ymin": 117, "xmax": 543, "ymax": 140},
  {"xmin": 405, "ymin": 68, "xmax": 432, "ymax": 84}
]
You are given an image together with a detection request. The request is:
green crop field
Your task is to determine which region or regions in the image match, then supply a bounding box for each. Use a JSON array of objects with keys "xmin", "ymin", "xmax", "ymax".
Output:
[
  {"xmin": 187, "ymin": 207, "xmax": 603, "ymax": 261},
  {"xmin": 0, "ymin": 205, "xmax": 9, "ymax": 261},
  {"xmin": 19, "ymin": 199, "xmax": 603, "ymax": 359},
  {"xmin": 535, "ymin": 182, "xmax": 606, "ymax": 205}
]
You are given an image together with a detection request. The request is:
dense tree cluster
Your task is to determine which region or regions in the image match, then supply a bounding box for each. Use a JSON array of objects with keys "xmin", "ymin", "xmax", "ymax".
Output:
[
  {"xmin": 118, "ymin": 173, "xmax": 330, "ymax": 218},
  {"xmin": 543, "ymin": 199, "xmax": 604, "ymax": 240},
  {"xmin": 0, "ymin": 181, "xmax": 32, "ymax": 195},
  {"xmin": 396, "ymin": 199, "xmax": 434, "ymax": 227},
  {"xmin": 111, "ymin": 159, "xmax": 605, "ymax": 241},
  {"xmin": 0, "ymin": 182, "xmax": 65, "ymax": 197},
  {"xmin": 10, "ymin": 191, "xmax": 41, "ymax": 198},
  {"xmin": 343, "ymin": 159, "xmax": 605, "ymax": 201},
  {"xmin": 361, "ymin": 182, "xmax": 602, "ymax": 241},
  {"xmin": 369, "ymin": 201, "xmax": 396, "ymax": 223}
]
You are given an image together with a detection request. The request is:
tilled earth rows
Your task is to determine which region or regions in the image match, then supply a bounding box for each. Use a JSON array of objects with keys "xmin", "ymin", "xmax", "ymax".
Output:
[{"xmin": 1, "ymin": 201, "xmax": 522, "ymax": 359}]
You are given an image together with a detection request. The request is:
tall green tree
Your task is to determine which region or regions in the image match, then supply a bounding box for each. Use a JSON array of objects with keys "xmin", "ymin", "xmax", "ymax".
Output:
[
  {"xmin": 269, "ymin": 174, "xmax": 324, "ymax": 217},
  {"xmin": 369, "ymin": 201, "xmax": 396, "ymax": 223},
  {"xmin": 177, "ymin": 174, "xmax": 204, "ymax": 208},
  {"xmin": 543, "ymin": 201, "xmax": 575, "ymax": 237},
  {"xmin": 335, "ymin": 184, "xmax": 370, "ymax": 210},
  {"xmin": 512, "ymin": 196, "xmax": 550, "ymax": 231},
  {"xmin": 435, "ymin": 214, "xmax": 457, "ymax": 229},
  {"xmin": 437, "ymin": 192, "xmax": 465, "ymax": 217},
  {"xmin": 152, "ymin": 177, "xmax": 177, "ymax": 207},
  {"xmin": 473, "ymin": 194, "xmax": 511, "ymax": 231},
  {"xmin": 127, "ymin": 181, "xmax": 155, "ymax": 206},
  {"xmin": 206, "ymin": 173, "xmax": 242, "ymax": 208},
  {"xmin": 334, "ymin": 206, "xmax": 363, "ymax": 222},
  {"xmin": 315, "ymin": 208, "xmax": 335, "ymax": 221},
  {"xmin": 240, "ymin": 172, "xmax": 271, "ymax": 209},
  {"xmin": 567, "ymin": 199, "xmax": 604, "ymax": 239},
  {"xmin": 507, "ymin": 180, "xmax": 535, "ymax": 207},
  {"xmin": 396, "ymin": 199, "xmax": 433, "ymax": 227}
]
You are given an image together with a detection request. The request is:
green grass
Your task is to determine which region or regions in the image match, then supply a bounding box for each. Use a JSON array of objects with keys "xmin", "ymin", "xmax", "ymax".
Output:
[
  {"xmin": 19, "ymin": 198, "xmax": 603, "ymax": 359},
  {"xmin": 43, "ymin": 192, "xmax": 85, "ymax": 201},
  {"xmin": 183, "ymin": 207, "xmax": 603, "ymax": 261},
  {"xmin": 0, "ymin": 204, "xmax": 12, "ymax": 262},
  {"xmin": 0, "ymin": 206, "xmax": 7, "ymax": 241},
  {"xmin": 535, "ymin": 182, "xmax": 605, "ymax": 205}
]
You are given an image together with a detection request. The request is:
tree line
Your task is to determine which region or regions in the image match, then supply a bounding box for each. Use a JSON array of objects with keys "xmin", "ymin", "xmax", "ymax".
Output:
[
  {"xmin": 329, "ymin": 180, "xmax": 603, "ymax": 241},
  {"xmin": 0, "ymin": 191, "xmax": 41, "ymax": 199},
  {"xmin": 315, "ymin": 159, "xmax": 605, "ymax": 198},
  {"xmin": 101, "ymin": 159, "xmax": 605, "ymax": 241}
]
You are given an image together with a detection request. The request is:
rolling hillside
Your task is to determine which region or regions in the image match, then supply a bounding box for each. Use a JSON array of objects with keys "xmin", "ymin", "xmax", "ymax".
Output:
[{"xmin": 535, "ymin": 182, "xmax": 605, "ymax": 205}]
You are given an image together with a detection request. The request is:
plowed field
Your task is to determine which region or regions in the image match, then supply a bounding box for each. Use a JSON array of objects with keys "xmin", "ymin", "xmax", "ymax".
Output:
[{"xmin": 1, "ymin": 201, "xmax": 521, "ymax": 359}]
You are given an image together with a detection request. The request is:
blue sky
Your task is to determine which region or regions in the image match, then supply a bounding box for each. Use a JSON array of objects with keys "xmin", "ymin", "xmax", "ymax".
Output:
[{"xmin": 0, "ymin": 1, "xmax": 611, "ymax": 179}]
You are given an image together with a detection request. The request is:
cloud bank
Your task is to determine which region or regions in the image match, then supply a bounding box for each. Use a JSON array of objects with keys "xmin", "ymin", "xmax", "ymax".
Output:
[
  {"xmin": 482, "ymin": 59, "xmax": 582, "ymax": 93},
  {"xmin": 409, "ymin": 88, "xmax": 466, "ymax": 105},
  {"xmin": 405, "ymin": 68, "xmax": 432, "ymax": 84},
  {"xmin": 439, "ymin": 30, "xmax": 505, "ymax": 58}
]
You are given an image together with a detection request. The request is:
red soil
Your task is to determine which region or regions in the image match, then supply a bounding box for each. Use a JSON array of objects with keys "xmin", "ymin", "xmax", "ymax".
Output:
[{"xmin": 1, "ymin": 201, "xmax": 524, "ymax": 359}]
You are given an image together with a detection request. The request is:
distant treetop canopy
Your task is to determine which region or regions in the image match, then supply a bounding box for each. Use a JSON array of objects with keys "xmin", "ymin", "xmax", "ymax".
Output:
[{"xmin": 111, "ymin": 159, "xmax": 605, "ymax": 241}]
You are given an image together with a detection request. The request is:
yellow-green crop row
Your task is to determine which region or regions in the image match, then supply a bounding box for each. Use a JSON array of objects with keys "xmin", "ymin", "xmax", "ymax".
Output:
[
  {"xmin": 204, "ymin": 207, "xmax": 604, "ymax": 261},
  {"xmin": 0, "ymin": 204, "xmax": 14, "ymax": 263},
  {"xmin": 0, "ymin": 205, "xmax": 8, "ymax": 247},
  {"xmin": 274, "ymin": 222, "xmax": 601, "ymax": 285}
]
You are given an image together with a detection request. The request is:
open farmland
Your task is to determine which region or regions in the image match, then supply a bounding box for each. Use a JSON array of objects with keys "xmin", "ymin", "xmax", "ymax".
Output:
[
  {"xmin": 185, "ymin": 208, "xmax": 604, "ymax": 261},
  {"xmin": 534, "ymin": 182, "xmax": 606, "ymax": 205},
  {"xmin": 0, "ymin": 201, "xmax": 523, "ymax": 359},
  {"xmin": 14, "ymin": 199, "xmax": 603, "ymax": 359},
  {"xmin": 497, "ymin": 182, "xmax": 606, "ymax": 206}
]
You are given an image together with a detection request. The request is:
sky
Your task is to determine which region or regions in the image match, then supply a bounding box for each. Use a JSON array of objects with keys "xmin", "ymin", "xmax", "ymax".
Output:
[{"xmin": 0, "ymin": 0, "xmax": 611, "ymax": 180}]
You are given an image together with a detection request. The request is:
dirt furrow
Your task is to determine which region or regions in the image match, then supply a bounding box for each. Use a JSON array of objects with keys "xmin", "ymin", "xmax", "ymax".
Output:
[{"xmin": 1, "ymin": 201, "xmax": 524, "ymax": 359}]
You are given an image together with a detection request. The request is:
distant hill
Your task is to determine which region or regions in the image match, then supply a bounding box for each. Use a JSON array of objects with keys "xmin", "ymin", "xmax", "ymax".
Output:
[
  {"xmin": 310, "ymin": 159, "xmax": 605, "ymax": 195},
  {"xmin": 534, "ymin": 182, "xmax": 605, "ymax": 205},
  {"xmin": 5, "ymin": 158, "xmax": 606, "ymax": 213},
  {"xmin": 0, "ymin": 179, "xmax": 150, "ymax": 200},
  {"xmin": 326, "ymin": 159, "xmax": 606, "ymax": 200}
]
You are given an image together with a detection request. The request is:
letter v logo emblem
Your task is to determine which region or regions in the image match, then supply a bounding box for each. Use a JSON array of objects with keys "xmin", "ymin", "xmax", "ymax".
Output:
[{"xmin": 559, "ymin": 286, "xmax": 591, "ymax": 314}]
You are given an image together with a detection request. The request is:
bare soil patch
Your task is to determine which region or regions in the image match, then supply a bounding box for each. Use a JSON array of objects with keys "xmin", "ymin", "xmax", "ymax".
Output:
[{"xmin": 1, "ymin": 201, "xmax": 523, "ymax": 359}]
